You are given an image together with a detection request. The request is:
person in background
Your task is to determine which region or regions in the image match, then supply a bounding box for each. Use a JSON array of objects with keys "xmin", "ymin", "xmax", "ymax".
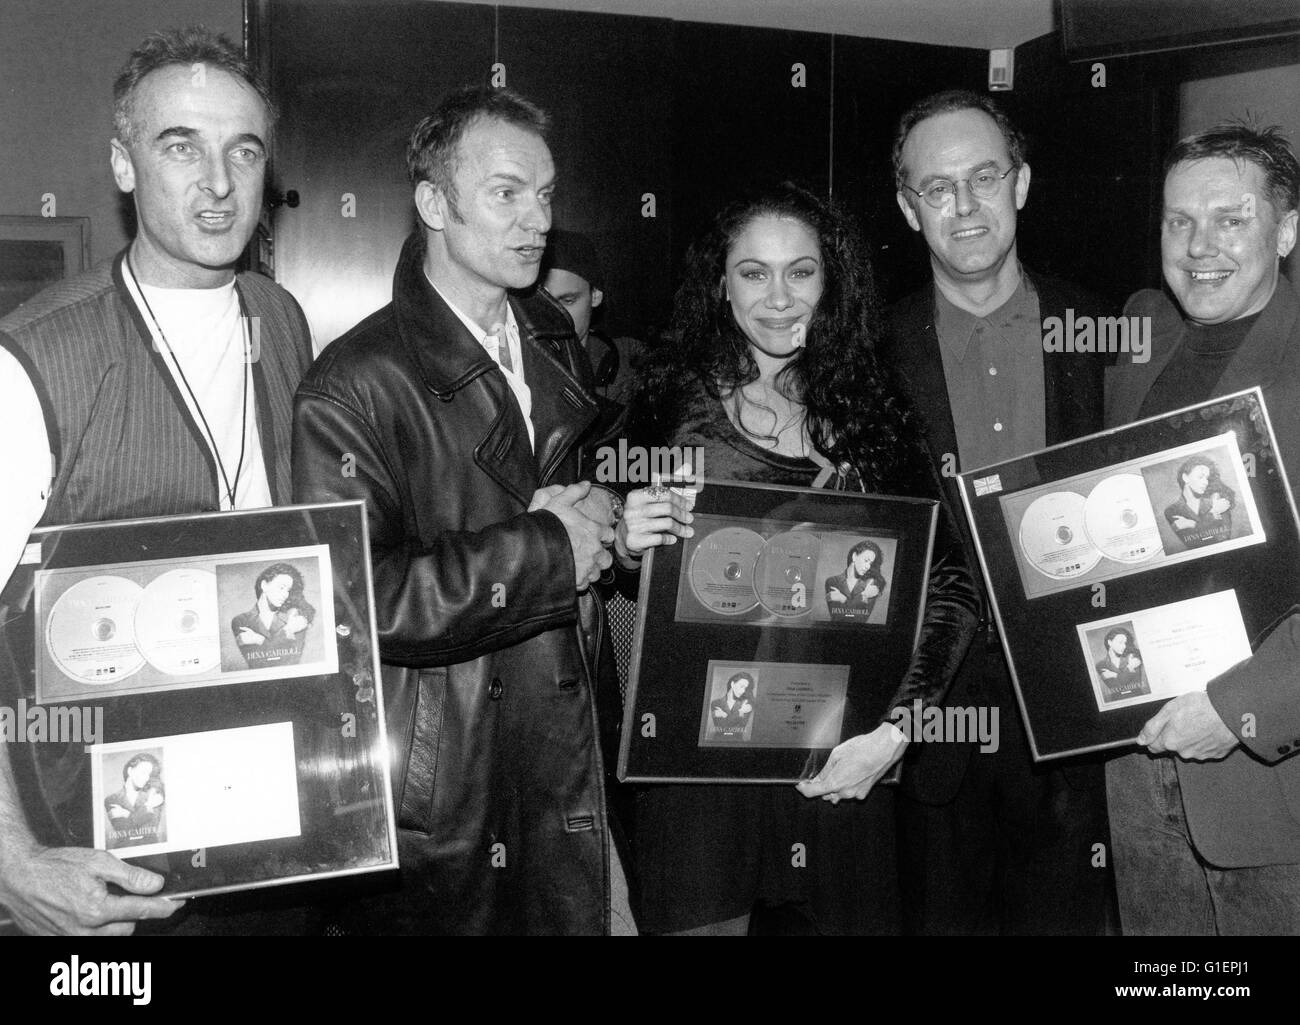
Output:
[{"xmin": 542, "ymin": 228, "xmax": 645, "ymax": 410}]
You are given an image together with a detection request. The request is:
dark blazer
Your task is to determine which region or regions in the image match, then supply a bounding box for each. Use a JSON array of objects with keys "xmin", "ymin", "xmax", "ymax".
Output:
[
  {"xmin": 882, "ymin": 269, "xmax": 1109, "ymax": 803},
  {"xmin": 1106, "ymin": 279, "xmax": 1300, "ymax": 867},
  {"xmin": 293, "ymin": 231, "xmax": 616, "ymax": 933}
]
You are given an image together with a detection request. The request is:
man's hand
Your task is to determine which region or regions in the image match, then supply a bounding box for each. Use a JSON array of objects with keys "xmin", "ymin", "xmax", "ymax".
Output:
[
  {"xmin": 795, "ymin": 723, "xmax": 907, "ymax": 804},
  {"xmin": 614, "ymin": 485, "xmax": 694, "ymax": 568},
  {"xmin": 1139, "ymin": 691, "xmax": 1238, "ymax": 761},
  {"xmin": 0, "ymin": 845, "xmax": 182, "ymax": 936},
  {"xmin": 538, "ymin": 482, "xmax": 614, "ymax": 589},
  {"xmin": 528, "ymin": 484, "xmax": 567, "ymax": 512}
]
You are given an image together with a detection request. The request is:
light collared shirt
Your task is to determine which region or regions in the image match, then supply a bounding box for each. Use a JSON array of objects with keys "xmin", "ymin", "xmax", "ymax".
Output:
[
  {"xmin": 427, "ymin": 276, "xmax": 535, "ymax": 450},
  {"xmin": 934, "ymin": 271, "xmax": 1046, "ymax": 471}
]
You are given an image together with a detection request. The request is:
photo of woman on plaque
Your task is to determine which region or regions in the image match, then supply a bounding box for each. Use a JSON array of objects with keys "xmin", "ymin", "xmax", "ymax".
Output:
[
  {"xmin": 230, "ymin": 562, "xmax": 317, "ymax": 669},
  {"xmin": 708, "ymin": 671, "xmax": 757, "ymax": 740},
  {"xmin": 104, "ymin": 751, "xmax": 166, "ymax": 850},
  {"xmin": 1090, "ymin": 624, "xmax": 1151, "ymax": 704},
  {"xmin": 1162, "ymin": 456, "xmax": 1236, "ymax": 550},
  {"xmin": 824, "ymin": 539, "xmax": 886, "ymax": 619},
  {"xmin": 613, "ymin": 182, "xmax": 979, "ymax": 935}
]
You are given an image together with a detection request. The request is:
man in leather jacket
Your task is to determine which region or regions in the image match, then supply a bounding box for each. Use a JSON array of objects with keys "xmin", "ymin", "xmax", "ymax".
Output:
[{"xmin": 292, "ymin": 87, "xmax": 630, "ymax": 934}]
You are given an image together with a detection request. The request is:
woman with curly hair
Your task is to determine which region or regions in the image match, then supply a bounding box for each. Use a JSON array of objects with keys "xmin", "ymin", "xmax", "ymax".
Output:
[{"xmin": 612, "ymin": 181, "xmax": 979, "ymax": 935}]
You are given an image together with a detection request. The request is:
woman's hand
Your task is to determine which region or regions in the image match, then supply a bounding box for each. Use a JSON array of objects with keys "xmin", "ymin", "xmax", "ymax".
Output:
[
  {"xmin": 614, "ymin": 484, "xmax": 695, "ymax": 568},
  {"xmin": 795, "ymin": 723, "xmax": 908, "ymax": 804}
]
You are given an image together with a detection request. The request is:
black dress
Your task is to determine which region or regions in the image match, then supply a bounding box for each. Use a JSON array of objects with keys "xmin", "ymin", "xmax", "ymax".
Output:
[{"xmin": 630, "ymin": 377, "xmax": 979, "ymax": 934}]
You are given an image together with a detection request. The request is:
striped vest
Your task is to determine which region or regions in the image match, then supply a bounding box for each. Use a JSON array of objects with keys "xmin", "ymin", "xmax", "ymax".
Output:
[{"xmin": 0, "ymin": 252, "xmax": 312, "ymax": 526}]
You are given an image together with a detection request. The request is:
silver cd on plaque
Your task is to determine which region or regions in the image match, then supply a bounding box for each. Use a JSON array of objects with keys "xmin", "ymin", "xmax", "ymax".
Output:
[
  {"xmin": 46, "ymin": 575, "xmax": 147, "ymax": 684},
  {"xmin": 1084, "ymin": 473, "xmax": 1163, "ymax": 564},
  {"xmin": 754, "ymin": 529, "xmax": 821, "ymax": 618},
  {"xmin": 1018, "ymin": 491, "xmax": 1103, "ymax": 579},
  {"xmin": 135, "ymin": 568, "xmax": 221, "ymax": 676},
  {"xmin": 688, "ymin": 526, "xmax": 764, "ymax": 615}
]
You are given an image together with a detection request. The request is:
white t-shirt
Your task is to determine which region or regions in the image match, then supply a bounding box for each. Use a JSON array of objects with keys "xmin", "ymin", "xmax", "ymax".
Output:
[
  {"xmin": 125, "ymin": 273, "xmax": 273, "ymax": 510},
  {"xmin": 0, "ymin": 347, "xmax": 52, "ymax": 586}
]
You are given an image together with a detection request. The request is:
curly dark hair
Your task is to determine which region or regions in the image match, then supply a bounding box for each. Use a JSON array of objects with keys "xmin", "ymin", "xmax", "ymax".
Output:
[
  {"xmin": 252, "ymin": 564, "xmax": 316, "ymax": 626},
  {"xmin": 636, "ymin": 181, "xmax": 919, "ymax": 489},
  {"xmin": 846, "ymin": 539, "xmax": 884, "ymax": 574}
]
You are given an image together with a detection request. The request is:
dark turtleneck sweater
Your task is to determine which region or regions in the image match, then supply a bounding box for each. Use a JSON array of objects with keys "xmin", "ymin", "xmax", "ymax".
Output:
[{"xmin": 1138, "ymin": 310, "xmax": 1262, "ymax": 418}]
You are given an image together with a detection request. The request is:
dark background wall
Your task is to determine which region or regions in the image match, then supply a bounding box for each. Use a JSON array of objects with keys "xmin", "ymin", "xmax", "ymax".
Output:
[
  {"xmin": 1, "ymin": 0, "xmax": 1295, "ymax": 346},
  {"xmin": 258, "ymin": 0, "xmax": 1183, "ymax": 346}
]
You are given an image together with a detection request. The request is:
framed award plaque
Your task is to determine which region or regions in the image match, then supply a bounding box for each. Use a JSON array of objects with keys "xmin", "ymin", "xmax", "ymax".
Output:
[
  {"xmin": 618, "ymin": 479, "xmax": 937, "ymax": 783},
  {"xmin": 958, "ymin": 389, "xmax": 1300, "ymax": 760},
  {"xmin": 0, "ymin": 501, "xmax": 398, "ymax": 899}
]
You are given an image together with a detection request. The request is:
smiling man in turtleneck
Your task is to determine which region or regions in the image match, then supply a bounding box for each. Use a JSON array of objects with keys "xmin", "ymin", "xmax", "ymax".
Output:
[{"xmin": 1104, "ymin": 121, "xmax": 1300, "ymax": 935}]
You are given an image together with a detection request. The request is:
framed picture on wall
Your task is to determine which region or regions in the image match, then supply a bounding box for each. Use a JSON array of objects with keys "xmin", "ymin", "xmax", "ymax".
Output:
[{"xmin": 0, "ymin": 215, "xmax": 91, "ymax": 318}]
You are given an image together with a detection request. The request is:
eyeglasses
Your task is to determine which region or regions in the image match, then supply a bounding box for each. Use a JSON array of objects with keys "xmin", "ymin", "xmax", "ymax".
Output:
[{"xmin": 902, "ymin": 165, "xmax": 1018, "ymax": 209}]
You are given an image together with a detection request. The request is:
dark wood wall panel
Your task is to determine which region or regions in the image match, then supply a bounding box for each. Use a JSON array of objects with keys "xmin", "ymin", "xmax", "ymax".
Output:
[
  {"xmin": 267, "ymin": 0, "xmax": 493, "ymax": 345},
  {"xmin": 669, "ymin": 22, "xmax": 834, "ymax": 285},
  {"xmin": 831, "ymin": 37, "xmax": 989, "ymax": 302},
  {"xmin": 496, "ymin": 7, "xmax": 673, "ymax": 337},
  {"xmin": 1004, "ymin": 31, "xmax": 1176, "ymax": 305}
]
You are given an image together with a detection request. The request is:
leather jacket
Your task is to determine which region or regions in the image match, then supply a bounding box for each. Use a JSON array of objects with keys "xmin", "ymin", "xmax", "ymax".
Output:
[{"xmin": 292, "ymin": 232, "xmax": 613, "ymax": 934}]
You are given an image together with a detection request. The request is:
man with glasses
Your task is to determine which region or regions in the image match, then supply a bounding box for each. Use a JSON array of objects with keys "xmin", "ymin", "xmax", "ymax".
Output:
[{"xmin": 881, "ymin": 89, "xmax": 1112, "ymax": 935}]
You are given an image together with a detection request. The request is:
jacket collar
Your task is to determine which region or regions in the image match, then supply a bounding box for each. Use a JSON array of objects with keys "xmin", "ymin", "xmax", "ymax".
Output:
[
  {"xmin": 1108, "ymin": 278, "xmax": 1299, "ymax": 427},
  {"xmin": 391, "ymin": 231, "xmax": 601, "ymax": 498},
  {"xmin": 1217, "ymin": 277, "xmax": 1299, "ymax": 395}
]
